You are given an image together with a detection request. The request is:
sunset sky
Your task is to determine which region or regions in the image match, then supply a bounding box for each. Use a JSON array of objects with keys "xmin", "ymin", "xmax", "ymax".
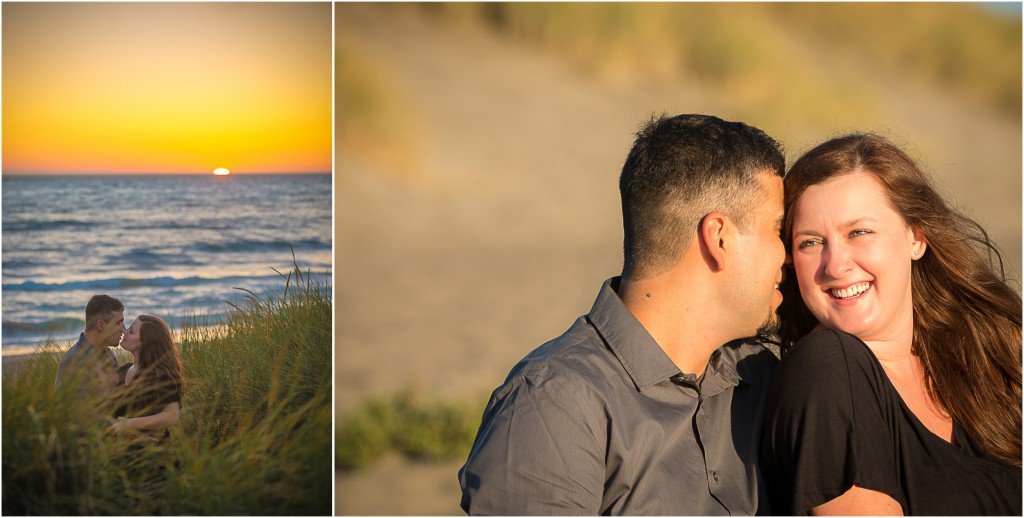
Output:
[{"xmin": 2, "ymin": 2, "xmax": 331, "ymax": 175}]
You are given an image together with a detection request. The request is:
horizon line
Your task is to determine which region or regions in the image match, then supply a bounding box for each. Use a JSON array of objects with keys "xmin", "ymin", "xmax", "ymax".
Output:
[{"xmin": 2, "ymin": 170, "xmax": 332, "ymax": 177}]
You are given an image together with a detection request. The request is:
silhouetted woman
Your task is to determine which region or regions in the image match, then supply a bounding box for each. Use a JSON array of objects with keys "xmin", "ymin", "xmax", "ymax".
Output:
[{"xmin": 110, "ymin": 315, "xmax": 184, "ymax": 441}]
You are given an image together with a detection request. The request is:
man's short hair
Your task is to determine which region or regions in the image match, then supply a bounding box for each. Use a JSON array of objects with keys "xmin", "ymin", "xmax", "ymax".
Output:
[
  {"xmin": 85, "ymin": 294, "xmax": 124, "ymax": 330},
  {"xmin": 619, "ymin": 114, "xmax": 785, "ymax": 280}
]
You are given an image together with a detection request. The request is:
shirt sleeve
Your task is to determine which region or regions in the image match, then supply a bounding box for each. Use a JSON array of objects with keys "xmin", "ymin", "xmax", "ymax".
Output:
[
  {"xmin": 459, "ymin": 369, "xmax": 606, "ymax": 515},
  {"xmin": 54, "ymin": 352, "xmax": 74, "ymax": 388},
  {"xmin": 761, "ymin": 330, "xmax": 906, "ymax": 515}
]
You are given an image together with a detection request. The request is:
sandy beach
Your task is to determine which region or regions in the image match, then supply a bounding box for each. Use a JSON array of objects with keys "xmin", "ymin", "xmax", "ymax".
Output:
[
  {"xmin": 2, "ymin": 343, "xmax": 67, "ymax": 376},
  {"xmin": 337, "ymin": 4, "xmax": 1022, "ymax": 514},
  {"xmin": 2, "ymin": 351, "xmax": 35, "ymax": 376}
]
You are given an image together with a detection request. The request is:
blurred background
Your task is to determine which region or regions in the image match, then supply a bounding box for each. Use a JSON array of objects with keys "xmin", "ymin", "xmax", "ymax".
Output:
[{"xmin": 335, "ymin": 3, "xmax": 1021, "ymax": 514}]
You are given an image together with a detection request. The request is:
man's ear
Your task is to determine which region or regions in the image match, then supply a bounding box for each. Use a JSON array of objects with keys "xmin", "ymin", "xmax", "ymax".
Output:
[{"xmin": 699, "ymin": 212, "xmax": 729, "ymax": 272}]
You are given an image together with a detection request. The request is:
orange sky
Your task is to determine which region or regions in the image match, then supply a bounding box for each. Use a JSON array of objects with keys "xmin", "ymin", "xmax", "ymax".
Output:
[{"xmin": 2, "ymin": 2, "xmax": 331, "ymax": 175}]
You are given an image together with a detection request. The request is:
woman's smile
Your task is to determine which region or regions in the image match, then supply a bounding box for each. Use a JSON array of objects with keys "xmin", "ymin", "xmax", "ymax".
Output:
[{"xmin": 826, "ymin": 281, "xmax": 872, "ymax": 301}]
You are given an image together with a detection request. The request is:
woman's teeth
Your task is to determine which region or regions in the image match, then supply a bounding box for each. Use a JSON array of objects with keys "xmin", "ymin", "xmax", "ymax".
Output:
[{"xmin": 830, "ymin": 282, "xmax": 870, "ymax": 299}]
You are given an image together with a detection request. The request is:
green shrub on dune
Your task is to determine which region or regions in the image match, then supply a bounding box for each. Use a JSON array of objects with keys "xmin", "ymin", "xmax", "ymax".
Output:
[
  {"xmin": 2, "ymin": 261, "xmax": 332, "ymax": 515},
  {"xmin": 336, "ymin": 390, "xmax": 484, "ymax": 471}
]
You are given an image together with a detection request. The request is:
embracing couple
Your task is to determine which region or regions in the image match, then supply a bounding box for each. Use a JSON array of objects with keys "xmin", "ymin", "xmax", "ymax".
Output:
[
  {"xmin": 459, "ymin": 114, "xmax": 1021, "ymax": 515},
  {"xmin": 54, "ymin": 295, "xmax": 184, "ymax": 442}
]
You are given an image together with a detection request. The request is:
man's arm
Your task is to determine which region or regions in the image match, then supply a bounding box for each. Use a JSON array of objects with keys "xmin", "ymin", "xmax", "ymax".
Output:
[
  {"xmin": 459, "ymin": 374, "xmax": 606, "ymax": 515},
  {"xmin": 54, "ymin": 350, "xmax": 76, "ymax": 388}
]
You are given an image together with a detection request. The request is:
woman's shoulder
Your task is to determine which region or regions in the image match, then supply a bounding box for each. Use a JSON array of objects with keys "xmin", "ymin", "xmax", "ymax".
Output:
[
  {"xmin": 116, "ymin": 362, "xmax": 134, "ymax": 385},
  {"xmin": 783, "ymin": 328, "xmax": 868, "ymax": 363},
  {"xmin": 768, "ymin": 330, "xmax": 895, "ymax": 429},
  {"xmin": 777, "ymin": 329, "xmax": 881, "ymax": 386}
]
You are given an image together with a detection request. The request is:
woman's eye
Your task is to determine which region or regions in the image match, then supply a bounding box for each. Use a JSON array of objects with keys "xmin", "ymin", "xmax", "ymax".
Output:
[
  {"xmin": 850, "ymin": 229, "xmax": 873, "ymax": 238},
  {"xmin": 797, "ymin": 239, "xmax": 821, "ymax": 250}
]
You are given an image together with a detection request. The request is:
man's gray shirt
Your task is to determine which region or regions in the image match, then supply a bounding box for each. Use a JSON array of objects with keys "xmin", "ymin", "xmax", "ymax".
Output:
[
  {"xmin": 54, "ymin": 333, "xmax": 119, "ymax": 404},
  {"xmin": 459, "ymin": 278, "xmax": 777, "ymax": 515}
]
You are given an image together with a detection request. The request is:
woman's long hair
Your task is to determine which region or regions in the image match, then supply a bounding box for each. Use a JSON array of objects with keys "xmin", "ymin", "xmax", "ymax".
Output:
[
  {"xmin": 135, "ymin": 314, "xmax": 184, "ymax": 403},
  {"xmin": 777, "ymin": 133, "xmax": 1022, "ymax": 467}
]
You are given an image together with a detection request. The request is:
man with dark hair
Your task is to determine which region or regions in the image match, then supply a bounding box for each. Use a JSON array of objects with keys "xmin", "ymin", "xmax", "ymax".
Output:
[
  {"xmin": 459, "ymin": 114, "xmax": 786, "ymax": 514},
  {"xmin": 55, "ymin": 294, "xmax": 126, "ymax": 410}
]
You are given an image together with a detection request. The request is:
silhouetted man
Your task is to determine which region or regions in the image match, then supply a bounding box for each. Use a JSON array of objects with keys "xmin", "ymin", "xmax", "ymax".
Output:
[{"xmin": 55, "ymin": 294, "xmax": 126, "ymax": 413}]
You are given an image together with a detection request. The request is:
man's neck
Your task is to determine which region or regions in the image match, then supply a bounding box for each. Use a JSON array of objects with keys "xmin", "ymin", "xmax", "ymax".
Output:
[
  {"xmin": 617, "ymin": 269, "xmax": 731, "ymax": 376},
  {"xmin": 82, "ymin": 331, "xmax": 106, "ymax": 352}
]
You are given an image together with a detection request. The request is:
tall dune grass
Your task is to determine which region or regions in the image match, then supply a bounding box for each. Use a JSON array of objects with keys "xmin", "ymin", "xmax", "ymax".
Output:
[
  {"xmin": 2, "ymin": 261, "xmax": 331, "ymax": 515},
  {"xmin": 770, "ymin": 3, "xmax": 1021, "ymax": 115},
  {"xmin": 405, "ymin": 2, "xmax": 1020, "ymax": 122},
  {"xmin": 337, "ymin": 36, "xmax": 421, "ymax": 179}
]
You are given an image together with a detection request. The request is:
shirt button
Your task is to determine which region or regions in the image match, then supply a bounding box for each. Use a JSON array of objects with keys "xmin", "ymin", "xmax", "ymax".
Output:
[{"xmin": 712, "ymin": 471, "xmax": 720, "ymax": 482}]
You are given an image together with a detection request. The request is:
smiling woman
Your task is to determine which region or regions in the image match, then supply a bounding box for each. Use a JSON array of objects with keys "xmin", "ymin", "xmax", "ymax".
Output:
[{"xmin": 764, "ymin": 133, "xmax": 1022, "ymax": 516}]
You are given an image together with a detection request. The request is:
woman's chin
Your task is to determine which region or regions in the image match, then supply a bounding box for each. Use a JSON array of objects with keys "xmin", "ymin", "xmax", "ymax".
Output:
[
  {"xmin": 811, "ymin": 318, "xmax": 863, "ymax": 338},
  {"xmin": 821, "ymin": 319, "xmax": 873, "ymax": 339}
]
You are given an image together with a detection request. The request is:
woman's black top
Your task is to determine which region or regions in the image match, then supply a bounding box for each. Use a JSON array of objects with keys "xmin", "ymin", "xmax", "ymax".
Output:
[
  {"xmin": 761, "ymin": 329, "xmax": 1022, "ymax": 515},
  {"xmin": 114, "ymin": 362, "xmax": 182, "ymax": 439}
]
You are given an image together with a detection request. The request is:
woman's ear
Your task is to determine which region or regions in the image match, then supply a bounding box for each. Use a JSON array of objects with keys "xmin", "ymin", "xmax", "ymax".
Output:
[
  {"xmin": 910, "ymin": 225, "xmax": 928, "ymax": 260},
  {"xmin": 700, "ymin": 212, "xmax": 729, "ymax": 272}
]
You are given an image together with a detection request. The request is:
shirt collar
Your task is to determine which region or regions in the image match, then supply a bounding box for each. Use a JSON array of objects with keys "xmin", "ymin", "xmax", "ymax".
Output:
[
  {"xmin": 587, "ymin": 277, "xmax": 742, "ymax": 394},
  {"xmin": 700, "ymin": 347, "xmax": 742, "ymax": 397},
  {"xmin": 76, "ymin": 332, "xmax": 94, "ymax": 351}
]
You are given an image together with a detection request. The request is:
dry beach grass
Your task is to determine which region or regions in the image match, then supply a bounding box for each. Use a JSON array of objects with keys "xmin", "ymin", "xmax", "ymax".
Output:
[{"xmin": 3, "ymin": 264, "xmax": 332, "ymax": 515}]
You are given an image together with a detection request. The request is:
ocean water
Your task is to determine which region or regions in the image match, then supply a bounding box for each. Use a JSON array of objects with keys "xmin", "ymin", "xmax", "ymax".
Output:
[{"xmin": 2, "ymin": 173, "xmax": 332, "ymax": 349}]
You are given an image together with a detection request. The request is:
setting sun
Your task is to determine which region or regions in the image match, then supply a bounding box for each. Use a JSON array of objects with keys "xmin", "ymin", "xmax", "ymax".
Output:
[
  {"xmin": 3, "ymin": 3, "xmax": 331, "ymax": 175},
  {"xmin": 213, "ymin": 168, "xmax": 230, "ymax": 176}
]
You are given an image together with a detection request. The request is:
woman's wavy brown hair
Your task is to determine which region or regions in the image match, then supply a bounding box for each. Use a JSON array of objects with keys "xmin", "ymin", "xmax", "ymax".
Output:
[
  {"xmin": 777, "ymin": 133, "xmax": 1022, "ymax": 467},
  {"xmin": 136, "ymin": 314, "xmax": 184, "ymax": 401}
]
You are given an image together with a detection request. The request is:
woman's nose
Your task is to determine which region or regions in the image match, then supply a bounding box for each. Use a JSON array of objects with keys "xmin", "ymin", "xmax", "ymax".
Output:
[{"xmin": 822, "ymin": 242, "xmax": 854, "ymax": 279}]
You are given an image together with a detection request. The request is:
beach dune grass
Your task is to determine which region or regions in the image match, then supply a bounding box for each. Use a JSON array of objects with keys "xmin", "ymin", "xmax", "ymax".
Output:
[
  {"xmin": 2, "ymin": 262, "xmax": 332, "ymax": 515},
  {"xmin": 336, "ymin": 389, "xmax": 485, "ymax": 471}
]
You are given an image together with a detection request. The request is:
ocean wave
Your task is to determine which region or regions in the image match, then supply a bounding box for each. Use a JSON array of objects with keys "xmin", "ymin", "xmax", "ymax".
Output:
[
  {"xmin": 3, "ymin": 258, "xmax": 57, "ymax": 270},
  {"xmin": 3, "ymin": 219, "xmax": 97, "ymax": 232},
  {"xmin": 192, "ymin": 237, "xmax": 330, "ymax": 254},
  {"xmin": 109, "ymin": 248, "xmax": 202, "ymax": 267},
  {"xmin": 2, "ymin": 314, "xmax": 228, "ymax": 344},
  {"xmin": 2, "ymin": 274, "xmax": 279, "ymax": 293},
  {"xmin": 3, "ymin": 317, "xmax": 83, "ymax": 336}
]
